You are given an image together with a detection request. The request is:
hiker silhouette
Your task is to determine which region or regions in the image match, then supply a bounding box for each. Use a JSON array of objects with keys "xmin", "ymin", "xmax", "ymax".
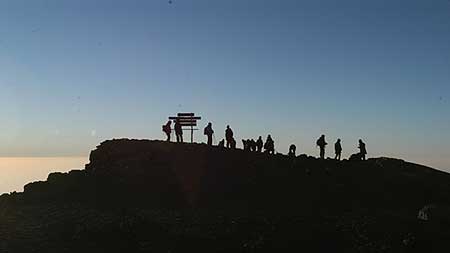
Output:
[
  {"xmin": 334, "ymin": 139, "xmax": 342, "ymax": 160},
  {"xmin": 242, "ymin": 139, "xmax": 247, "ymax": 151},
  {"xmin": 256, "ymin": 136, "xmax": 263, "ymax": 152},
  {"xmin": 316, "ymin": 134, "xmax": 327, "ymax": 159},
  {"xmin": 162, "ymin": 120, "xmax": 172, "ymax": 142},
  {"xmin": 250, "ymin": 139, "xmax": 257, "ymax": 152},
  {"xmin": 264, "ymin": 135, "xmax": 275, "ymax": 154},
  {"xmin": 230, "ymin": 137, "xmax": 237, "ymax": 149},
  {"xmin": 204, "ymin": 122, "xmax": 214, "ymax": 146},
  {"xmin": 242, "ymin": 139, "xmax": 251, "ymax": 151},
  {"xmin": 358, "ymin": 139, "xmax": 367, "ymax": 160},
  {"xmin": 288, "ymin": 144, "xmax": 296, "ymax": 157},
  {"xmin": 225, "ymin": 125, "xmax": 234, "ymax": 148},
  {"xmin": 174, "ymin": 119, "xmax": 183, "ymax": 143}
]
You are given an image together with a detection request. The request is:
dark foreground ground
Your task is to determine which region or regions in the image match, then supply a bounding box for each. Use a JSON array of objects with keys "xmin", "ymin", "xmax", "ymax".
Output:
[{"xmin": 1, "ymin": 139, "xmax": 449, "ymax": 252}]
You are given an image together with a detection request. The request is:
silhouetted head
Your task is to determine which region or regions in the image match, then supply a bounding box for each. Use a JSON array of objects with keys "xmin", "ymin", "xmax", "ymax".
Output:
[
  {"xmin": 258, "ymin": 136, "xmax": 262, "ymax": 140},
  {"xmin": 337, "ymin": 138, "xmax": 341, "ymax": 142},
  {"xmin": 227, "ymin": 125, "xmax": 230, "ymax": 129},
  {"xmin": 359, "ymin": 139, "xmax": 363, "ymax": 143},
  {"xmin": 208, "ymin": 122, "xmax": 212, "ymax": 127},
  {"xmin": 321, "ymin": 134, "xmax": 325, "ymax": 138},
  {"xmin": 167, "ymin": 120, "xmax": 171, "ymax": 125}
]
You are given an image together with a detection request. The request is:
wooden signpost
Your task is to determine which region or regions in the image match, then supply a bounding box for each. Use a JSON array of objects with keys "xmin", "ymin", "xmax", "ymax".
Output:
[{"xmin": 169, "ymin": 113, "xmax": 201, "ymax": 143}]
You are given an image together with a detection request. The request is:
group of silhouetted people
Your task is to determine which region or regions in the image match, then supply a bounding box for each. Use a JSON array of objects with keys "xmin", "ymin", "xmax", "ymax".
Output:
[
  {"xmin": 163, "ymin": 120, "xmax": 183, "ymax": 143},
  {"xmin": 316, "ymin": 134, "xmax": 367, "ymax": 161},
  {"xmin": 163, "ymin": 120, "xmax": 367, "ymax": 161},
  {"xmin": 242, "ymin": 135, "xmax": 275, "ymax": 154},
  {"xmin": 205, "ymin": 124, "xmax": 275, "ymax": 154}
]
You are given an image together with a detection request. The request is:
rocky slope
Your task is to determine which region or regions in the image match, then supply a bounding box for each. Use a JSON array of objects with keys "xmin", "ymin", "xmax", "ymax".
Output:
[{"xmin": 1, "ymin": 139, "xmax": 449, "ymax": 252}]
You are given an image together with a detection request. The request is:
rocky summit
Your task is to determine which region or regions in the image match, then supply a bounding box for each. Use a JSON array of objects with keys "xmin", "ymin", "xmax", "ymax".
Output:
[{"xmin": 1, "ymin": 139, "xmax": 450, "ymax": 252}]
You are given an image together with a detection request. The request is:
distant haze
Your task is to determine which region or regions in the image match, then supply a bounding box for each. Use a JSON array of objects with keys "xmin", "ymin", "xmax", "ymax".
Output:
[
  {"xmin": 0, "ymin": 0, "xmax": 449, "ymax": 171},
  {"xmin": 0, "ymin": 157, "xmax": 87, "ymax": 193}
]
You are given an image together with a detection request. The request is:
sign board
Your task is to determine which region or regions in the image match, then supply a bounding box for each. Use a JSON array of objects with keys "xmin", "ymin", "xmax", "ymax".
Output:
[{"xmin": 169, "ymin": 113, "xmax": 202, "ymax": 143}]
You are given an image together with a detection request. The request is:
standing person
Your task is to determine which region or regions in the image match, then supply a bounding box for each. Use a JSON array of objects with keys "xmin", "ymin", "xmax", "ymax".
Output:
[
  {"xmin": 358, "ymin": 139, "xmax": 367, "ymax": 160},
  {"xmin": 225, "ymin": 125, "xmax": 234, "ymax": 148},
  {"xmin": 334, "ymin": 139, "xmax": 342, "ymax": 160},
  {"xmin": 256, "ymin": 136, "xmax": 263, "ymax": 152},
  {"xmin": 316, "ymin": 134, "xmax": 328, "ymax": 159},
  {"xmin": 174, "ymin": 119, "xmax": 183, "ymax": 143},
  {"xmin": 204, "ymin": 122, "xmax": 214, "ymax": 146},
  {"xmin": 288, "ymin": 144, "xmax": 296, "ymax": 157},
  {"xmin": 250, "ymin": 139, "xmax": 257, "ymax": 152},
  {"xmin": 162, "ymin": 120, "xmax": 172, "ymax": 142},
  {"xmin": 264, "ymin": 135, "xmax": 275, "ymax": 154},
  {"xmin": 230, "ymin": 137, "xmax": 237, "ymax": 149}
]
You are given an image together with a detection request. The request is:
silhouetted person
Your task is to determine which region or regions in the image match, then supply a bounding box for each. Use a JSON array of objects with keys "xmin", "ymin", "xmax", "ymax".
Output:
[
  {"xmin": 264, "ymin": 135, "xmax": 275, "ymax": 154},
  {"xmin": 162, "ymin": 120, "xmax": 172, "ymax": 142},
  {"xmin": 218, "ymin": 139, "xmax": 225, "ymax": 147},
  {"xmin": 242, "ymin": 139, "xmax": 247, "ymax": 151},
  {"xmin": 250, "ymin": 139, "xmax": 257, "ymax": 152},
  {"xmin": 230, "ymin": 137, "xmax": 237, "ymax": 149},
  {"xmin": 358, "ymin": 139, "xmax": 367, "ymax": 160},
  {"xmin": 334, "ymin": 139, "xmax": 342, "ymax": 160},
  {"xmin": 288, "ymin": 144, "xmax": 296, "ymax": 157},
  {"xmin": 174, "ymin": 119, "xmax": 183, "ymax": 143},
  {"xmin": 316, "ymin": 134, "xmax": 327, "ymax": 159},
  {"xmin": 242, "ymin": 139, "xmax": 252, "ymax": 151},
  {"xmin": 256, "ymin": 136, "xmax": 263, "ymax": 152},
  {"xmin": 204, "ymin": 122, "xmax": 214, "ymax": 146},
  {"xmin": 225, "ymin": 125, "xmax": 234, "ymax": 148}
]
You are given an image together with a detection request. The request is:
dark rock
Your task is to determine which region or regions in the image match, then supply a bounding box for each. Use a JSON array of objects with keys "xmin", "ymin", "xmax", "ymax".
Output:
[{"xmin": 2, "ymin": 139, "xmax": 450, "ymax": 252}]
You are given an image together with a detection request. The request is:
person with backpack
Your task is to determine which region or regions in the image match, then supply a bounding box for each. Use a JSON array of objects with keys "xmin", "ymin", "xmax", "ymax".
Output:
[
  {"xmin": 256, "ymin": 136, "xmax": 263, "ymax": 152},
  {"xmin": 264, "ymin": 135, "xmax": 275, "ymax": 154},
  {"xmin": 204, "ymin": 122, "xmax": 214, "ymax": 146},
  {"xmin": 225, "ymin": 125, "xmax": 234, "ymax": 148},
  {"xmin": 334, "ymin": 138, "xmax": 342, "ymax": 160},
  {"xmin": 174, "ymin": 119, "xmax": 183, "ymax": 143},
  {"xmin": 316, "ymin": 134, "xmax": 327, "ymax": 159},
  {"xmin": 358, "ymin": 139, "xmax": 367, "ymax": 160},
  {"xmin": 162, "ymin": 120, "xmax": 172, "ymax": 142}
]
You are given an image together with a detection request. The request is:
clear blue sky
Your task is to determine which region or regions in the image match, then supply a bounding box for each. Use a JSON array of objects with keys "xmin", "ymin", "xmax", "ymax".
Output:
[{"xmin": 0, "ymin": 0, "xmax": 449, "ymax": 170}]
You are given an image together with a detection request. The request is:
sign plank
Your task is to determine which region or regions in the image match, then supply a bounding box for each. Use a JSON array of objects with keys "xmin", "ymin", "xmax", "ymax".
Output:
[
  {"xmin": 179, "ymin": 122, "xmax": 197, "ymax": 126},
  {"xmin": 169, "ymin": 116, "xmax": 201, "ymax": 120},
  {"xmin": 177, "ymin": 113, "xmax": 195, "ymax": 117}
]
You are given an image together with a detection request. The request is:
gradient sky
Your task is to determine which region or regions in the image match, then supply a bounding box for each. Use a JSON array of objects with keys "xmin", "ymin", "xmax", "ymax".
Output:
[{"xmin": 0, "ymin": 0, "xmax": 449, "ymax": 170}]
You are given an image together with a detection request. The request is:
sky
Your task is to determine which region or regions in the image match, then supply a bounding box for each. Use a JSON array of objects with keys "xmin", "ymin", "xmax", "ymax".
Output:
[{"xmin": 0, "ymin": 0, "xmax": 449, "ymax": 170}]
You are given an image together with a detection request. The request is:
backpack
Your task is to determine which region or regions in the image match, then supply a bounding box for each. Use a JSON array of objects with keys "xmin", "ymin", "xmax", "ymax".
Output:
[
  {"xmin": 316, "ymin": 138, "xmax": 321, "ymax": 146},
  {"xmin": 162, "ymin": 124, "xmax": 169, "ymax": 133}
]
